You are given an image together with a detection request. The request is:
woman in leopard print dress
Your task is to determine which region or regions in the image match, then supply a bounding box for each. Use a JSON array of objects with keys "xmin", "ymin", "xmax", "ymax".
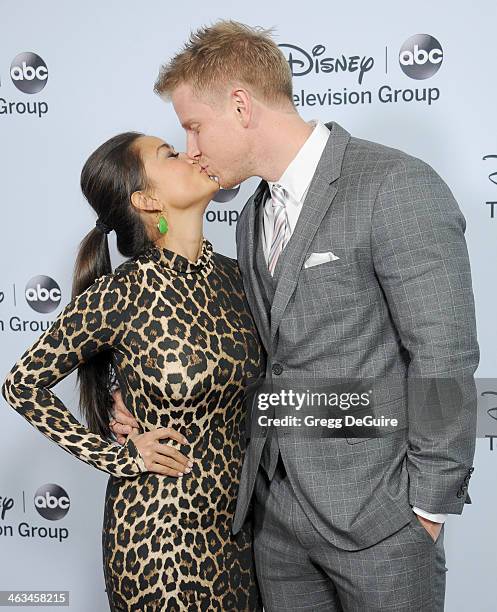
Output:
[{"xmin": 2, "ymin": 132, "xmax": 264, "ymax": 611}]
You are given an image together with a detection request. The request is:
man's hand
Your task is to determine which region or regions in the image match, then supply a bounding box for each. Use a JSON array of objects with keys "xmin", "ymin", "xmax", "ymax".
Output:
[
  {"xmin": 415, "ymin": 514, "xmax": 443, "ymax": 542},
  {"xmin": 110, "ymin": 389, "xmax": 140, "ymax": 444}
]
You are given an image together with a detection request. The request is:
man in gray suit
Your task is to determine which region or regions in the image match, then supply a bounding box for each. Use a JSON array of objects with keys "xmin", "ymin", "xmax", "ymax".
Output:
[{"xmin": 111, "ymin": 20, "xmax": 478, "ymax": 611}]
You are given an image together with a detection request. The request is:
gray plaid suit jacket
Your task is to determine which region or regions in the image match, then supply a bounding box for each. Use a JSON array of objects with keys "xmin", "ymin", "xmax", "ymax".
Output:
[{"xmin": 232, "ymin": 121, "xmax": 479, "ymax": 550}]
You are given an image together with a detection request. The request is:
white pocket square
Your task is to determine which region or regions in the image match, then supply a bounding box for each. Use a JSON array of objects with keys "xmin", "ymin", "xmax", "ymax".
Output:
[{"xmin": 303, "ymin": 251, "xmax": 340, "ymax": 269}]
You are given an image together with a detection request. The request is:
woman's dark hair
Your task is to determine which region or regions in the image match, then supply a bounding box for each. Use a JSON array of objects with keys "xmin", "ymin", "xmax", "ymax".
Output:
[{"xmin": 72, "ymin": 132, "xmax": 153, "ymax": 438}]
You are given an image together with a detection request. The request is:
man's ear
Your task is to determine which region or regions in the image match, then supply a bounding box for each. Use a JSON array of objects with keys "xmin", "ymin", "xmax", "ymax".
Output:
[
  {"xmin": 232, "ymin": 87, "xmax": 251, "ymax": 127},
  {"xmin": 130, "ymin": 190, "xmax": 161, "ymax": 213}
]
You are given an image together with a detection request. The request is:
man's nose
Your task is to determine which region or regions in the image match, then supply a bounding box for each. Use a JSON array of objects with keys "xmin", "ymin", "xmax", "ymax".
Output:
[{"xmin": 186, "ymin": 133, "xmax": 201, "ymax": 160}]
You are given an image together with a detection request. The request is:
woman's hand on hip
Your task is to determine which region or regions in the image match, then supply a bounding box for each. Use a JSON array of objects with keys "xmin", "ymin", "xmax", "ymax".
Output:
[{"xmin": 129, "ymin": 428, "xmax": 194, "ymax": 477}]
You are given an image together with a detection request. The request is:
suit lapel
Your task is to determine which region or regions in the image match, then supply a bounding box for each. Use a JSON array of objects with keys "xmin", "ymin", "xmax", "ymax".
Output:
[{"xmin": 270, "ymin": 122, "xmax": 351, "ymax": 343}]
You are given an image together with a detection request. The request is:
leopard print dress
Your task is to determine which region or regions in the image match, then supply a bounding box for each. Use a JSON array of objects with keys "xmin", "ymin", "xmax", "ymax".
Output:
[{"xmin": 2, "ymin": 238, "xmax": 265, "ymax": 611}]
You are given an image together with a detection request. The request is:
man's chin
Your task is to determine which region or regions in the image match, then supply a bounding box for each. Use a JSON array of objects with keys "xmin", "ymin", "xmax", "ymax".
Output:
[
  {"xmin": 217, "ymin": 176, "xmax": 236, "ymax": 190},
  {"xmin": 212, "ymin": 172, "xmax": 245, "ymax": 190}
]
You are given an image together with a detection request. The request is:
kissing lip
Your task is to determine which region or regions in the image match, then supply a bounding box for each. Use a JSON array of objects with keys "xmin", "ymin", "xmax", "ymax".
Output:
[{"xmin": 197, "ymin": 165, "xmax": 220, "ymax": 184}]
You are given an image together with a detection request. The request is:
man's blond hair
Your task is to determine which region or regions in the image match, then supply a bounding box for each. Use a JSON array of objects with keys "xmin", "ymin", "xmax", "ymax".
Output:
[{"xmin": 154, "ymin": 20, "xmax": 293, "ymax": 106}]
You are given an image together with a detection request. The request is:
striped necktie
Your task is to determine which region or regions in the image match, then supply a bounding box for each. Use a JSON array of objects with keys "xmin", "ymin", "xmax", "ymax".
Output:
[{"xmin": 267, "ymin": 183, "xmax": 291, "ymax": 276}]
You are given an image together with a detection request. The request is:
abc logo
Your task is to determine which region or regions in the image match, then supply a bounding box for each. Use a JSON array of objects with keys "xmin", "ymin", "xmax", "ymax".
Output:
[
  {"xmin": 213, "ymin": 184, "xmax": 240, "ymax": 203},
  {"xmin": 34, "ymin": 484, "xmax": 70, "ymax": 521},
  {"xmin": 10, "ymin": 52, "xmax": 48, "ymax": 94},
  {"xmin": 399, "ymin": 34, "xmax": 443, "ymax": 80},
  {"xmin": 25, "ymin": 275, "xmax": 61, "ymax": 313}
]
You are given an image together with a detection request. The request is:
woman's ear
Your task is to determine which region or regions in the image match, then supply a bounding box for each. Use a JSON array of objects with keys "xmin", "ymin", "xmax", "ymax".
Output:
[{"xmin": 131, "ymin": 190, "xmax": 161, "ymax": 213}]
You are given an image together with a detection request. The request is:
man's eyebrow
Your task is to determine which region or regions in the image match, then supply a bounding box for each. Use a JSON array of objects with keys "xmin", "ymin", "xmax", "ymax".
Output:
[
  {"xmin": 156, "ymin": 142, "xmax": 174, "ymax": 157},
  {"xmin": 181, "ymin": 121, "xmax": 198, "ymax": 129}
]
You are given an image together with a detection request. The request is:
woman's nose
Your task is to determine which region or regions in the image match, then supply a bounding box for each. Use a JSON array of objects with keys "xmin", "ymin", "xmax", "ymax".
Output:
[{"xmin": 178, "ymin": 152, "xmax": 194, "ymax": 163}]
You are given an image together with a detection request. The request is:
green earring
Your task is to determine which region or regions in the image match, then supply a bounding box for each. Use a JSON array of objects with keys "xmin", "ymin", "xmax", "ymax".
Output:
[{"xmin": 157, "ymin": 214, "xmax": 168, "ymax": 235}]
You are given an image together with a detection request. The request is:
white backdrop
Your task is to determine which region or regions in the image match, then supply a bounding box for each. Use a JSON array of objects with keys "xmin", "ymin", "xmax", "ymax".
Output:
[{"xmin": 1, "ymin": 1, "xmax": 496, "ymax": 610}]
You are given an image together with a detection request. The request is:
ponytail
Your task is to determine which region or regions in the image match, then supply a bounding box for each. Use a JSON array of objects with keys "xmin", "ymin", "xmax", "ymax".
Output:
[
  {"xmin": 71, "ymin": 132, "xmax": 152, "ymax": 438},
  {"xmin": 72, "ymin": 227, "xmax": 114, "ymax": 438},
  {"xmin": 72, "ymin": 226, "xmax": 112, "ymax": 299}
]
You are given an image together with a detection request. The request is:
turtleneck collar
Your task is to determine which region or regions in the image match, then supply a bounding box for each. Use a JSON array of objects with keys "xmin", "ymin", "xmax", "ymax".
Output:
[{"xmin": 141, "ymin": 238, "xmax": 214, "ymax": 277}]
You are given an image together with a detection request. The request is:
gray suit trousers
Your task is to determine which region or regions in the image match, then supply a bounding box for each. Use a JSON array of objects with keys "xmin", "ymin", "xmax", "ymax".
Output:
[{"xmin": 253, "ymin": 459, "xmax": 447, "ymax": 612}]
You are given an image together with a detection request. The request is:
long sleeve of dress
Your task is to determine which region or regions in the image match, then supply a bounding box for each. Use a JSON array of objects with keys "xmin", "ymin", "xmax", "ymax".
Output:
[{"xmin": 1, "ymin": 269, "xmax": 146, "ymax": 478}]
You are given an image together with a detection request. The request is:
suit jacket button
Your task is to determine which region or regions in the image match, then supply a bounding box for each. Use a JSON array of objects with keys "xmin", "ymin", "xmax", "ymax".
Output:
[
  {"xmin": 272, "ymin": 363, "xmax": 283, "ymax": 376},
  {"xmin": 457, "ymin": 489, "xmax": 465, "ymax": 498}
]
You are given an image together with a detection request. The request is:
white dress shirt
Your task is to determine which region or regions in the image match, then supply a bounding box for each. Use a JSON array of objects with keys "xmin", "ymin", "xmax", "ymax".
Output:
[
  {"xmin": 261, "ymin": 118, "xmax": 446, "ymax": 524},
  {"xmin": 263, "ymin": 120, "xmax": 330, "ymax": 260}
]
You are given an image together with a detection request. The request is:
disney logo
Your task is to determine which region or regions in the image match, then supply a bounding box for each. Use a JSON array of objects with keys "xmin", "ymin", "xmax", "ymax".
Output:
[
  {"xmin": 483, "ymin": 155, "xmax": 497, "ymax": 186},
  {"xmin": 0, "ymin": 496, "xmax": 14, "ymax": 520},
  {"xmin": 278, "ymin": 44, "xmax": 374, "ymax": 85}
]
